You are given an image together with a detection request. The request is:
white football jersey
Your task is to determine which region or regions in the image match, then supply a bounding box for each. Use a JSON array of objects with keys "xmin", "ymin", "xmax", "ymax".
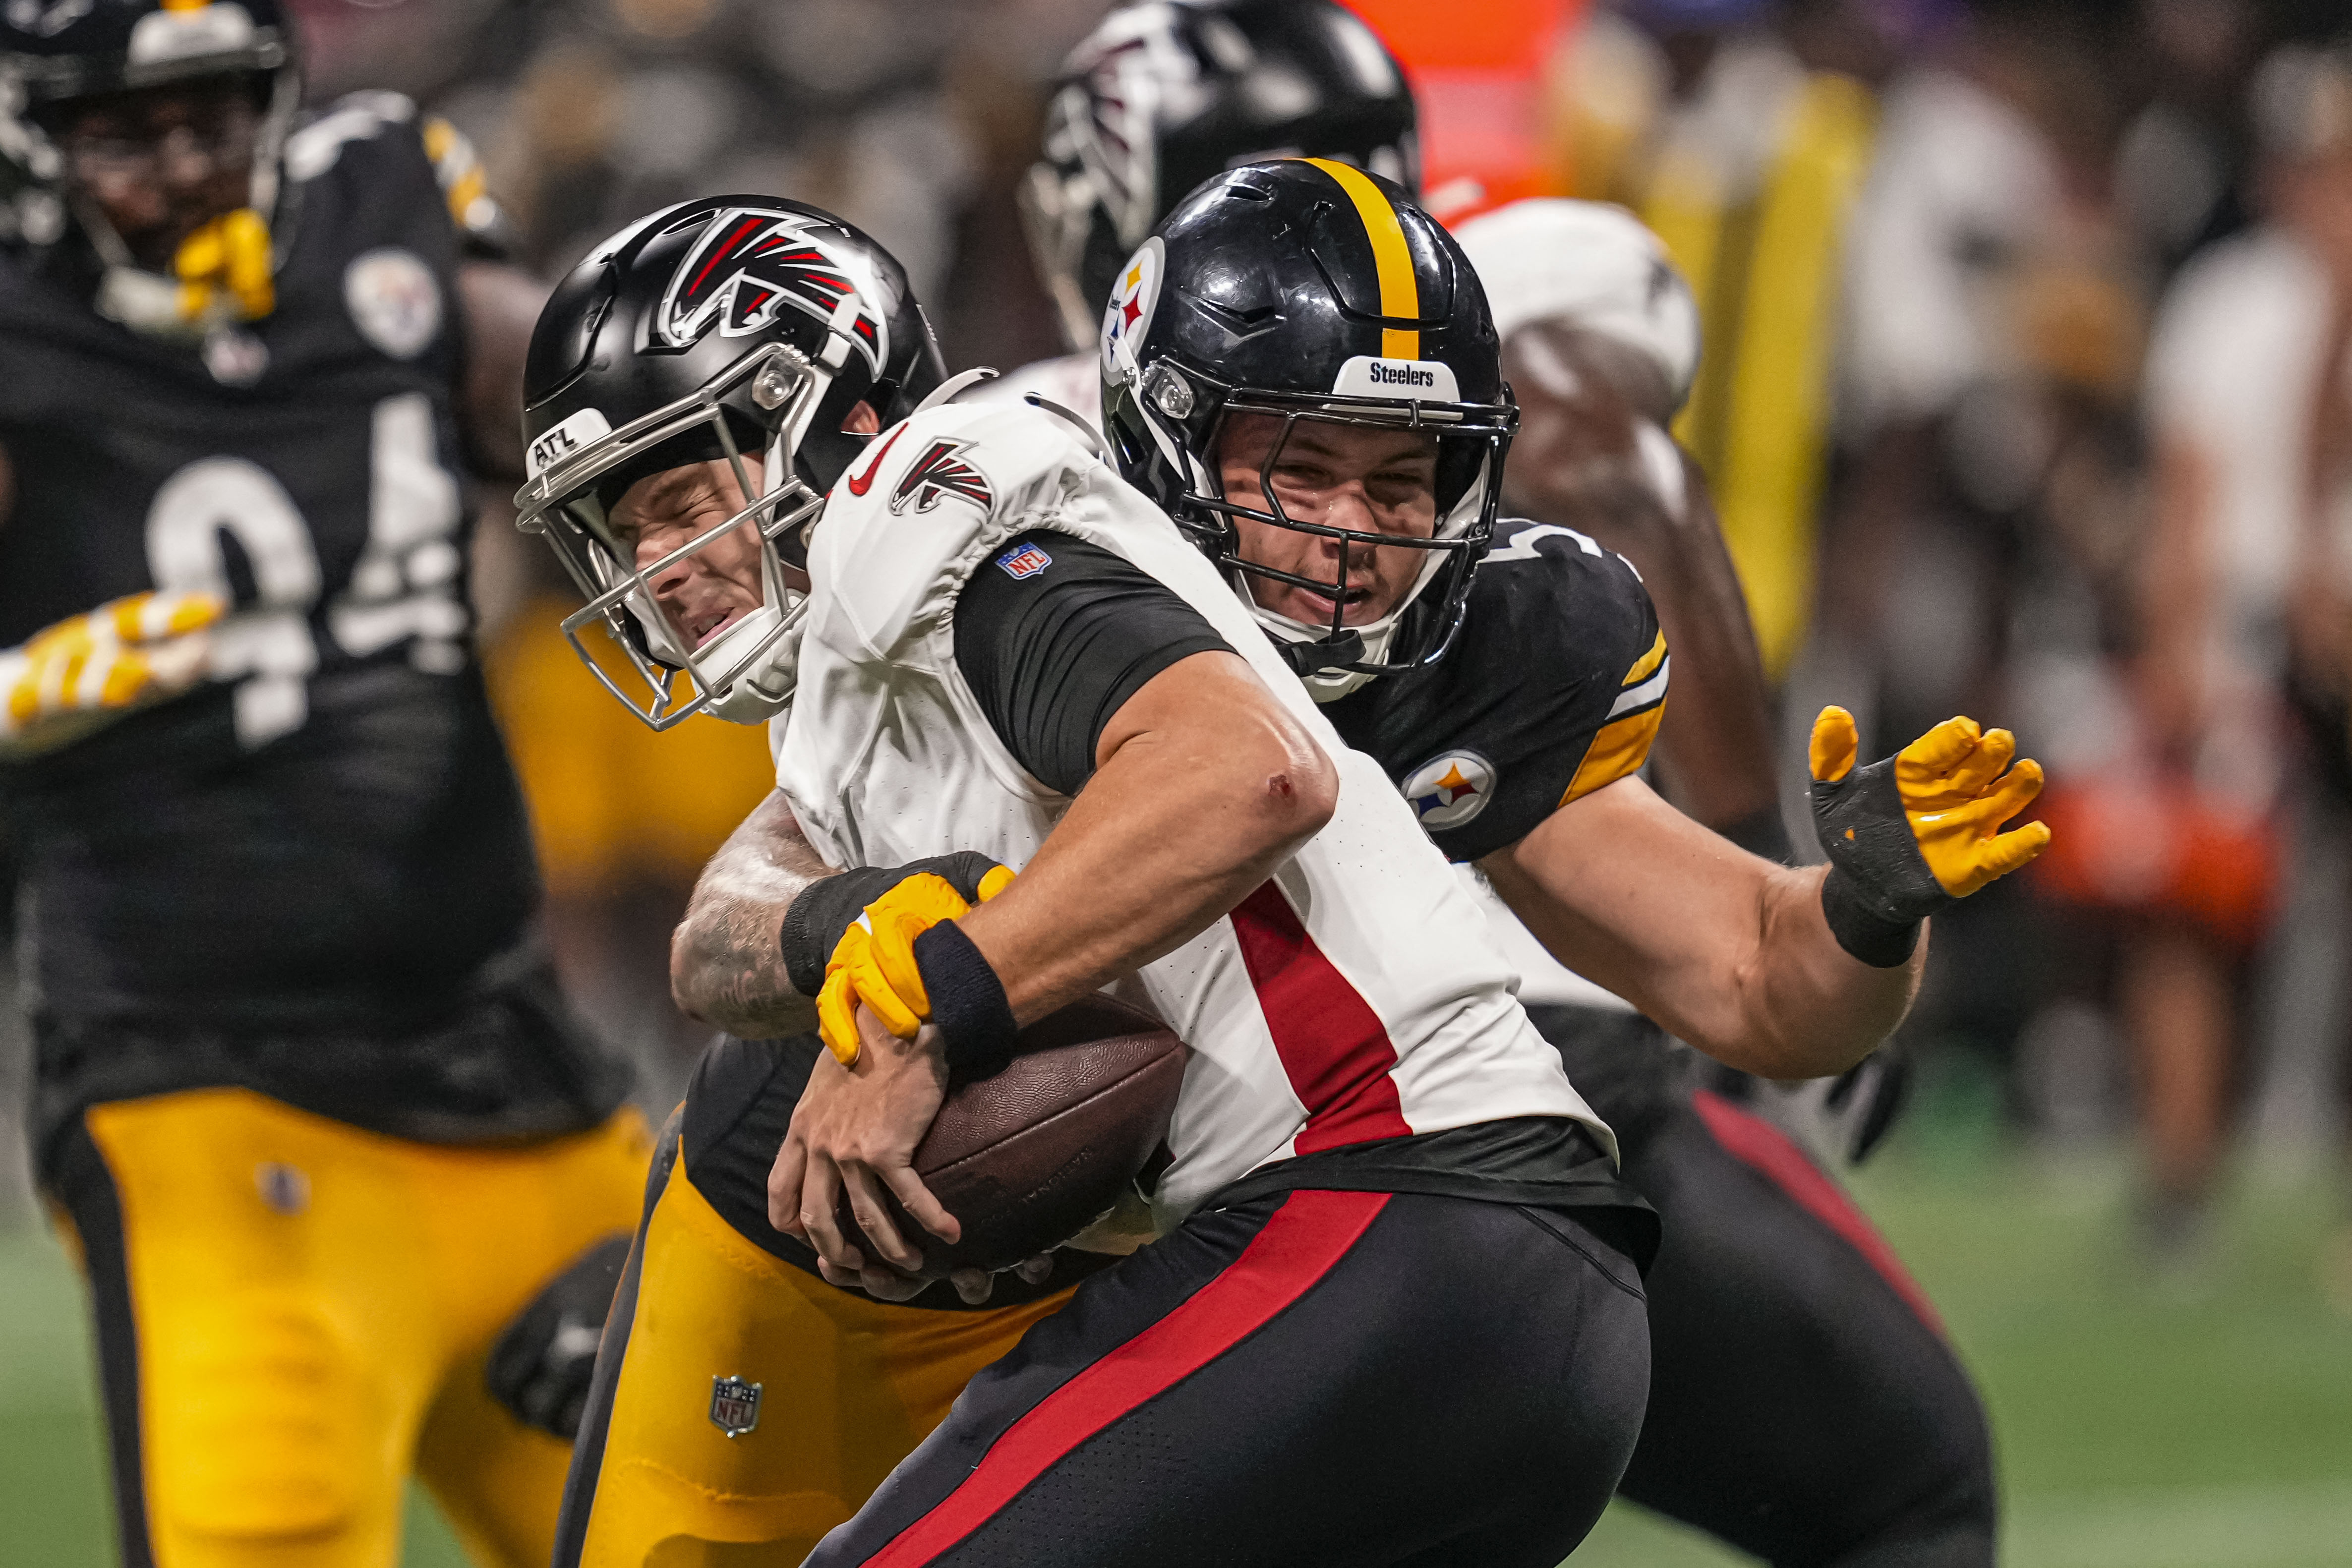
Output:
[{"xmin": 772, "ymin": 398, "xmax": 1604, "ymax": 1223}]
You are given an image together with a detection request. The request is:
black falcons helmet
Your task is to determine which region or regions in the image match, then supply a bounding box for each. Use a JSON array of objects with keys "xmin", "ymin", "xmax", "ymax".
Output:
[
  {"xmin": 515, "ymin": 195, "xmax": 945, "ymax": 730},
  {"xmin": 1022, "ymin": 0, "xmax": 1417, "ymax": 351},
  {"xmin": 0, "ymin": 0, "xmax": 299, "ymax": 252},
  {"xmin": 1106, "ymin": 158, "xmax": 1515, "ymax": 691}
]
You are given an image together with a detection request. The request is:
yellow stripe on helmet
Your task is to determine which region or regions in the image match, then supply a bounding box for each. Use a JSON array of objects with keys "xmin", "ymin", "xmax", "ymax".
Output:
[{"xmin": 1300, "ymin": 157, "xmax": 1420, "ymax": 360}]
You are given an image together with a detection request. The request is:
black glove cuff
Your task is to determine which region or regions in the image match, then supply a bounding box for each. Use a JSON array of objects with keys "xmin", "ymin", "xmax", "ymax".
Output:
[
  {"xmin": 912, "ymin": 920, "xmax": 1019, "ymax": 1083},
  {"xmin": 1820, "ymin": 866, "xmax": 1923, "ymax": 968},
  {"xmin": 779, "ymin": 868, "xmax": 903, "ymax": 997},
  {"xmin": 779, "ymin": 852, "xmax": 1010, "ymax": 997}
]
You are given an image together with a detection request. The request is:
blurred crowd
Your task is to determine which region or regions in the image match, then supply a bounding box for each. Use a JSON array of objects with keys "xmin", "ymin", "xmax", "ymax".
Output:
[{"xmin": 9, "ymin": 0, "xmax": 2352, "ymax": 1285}]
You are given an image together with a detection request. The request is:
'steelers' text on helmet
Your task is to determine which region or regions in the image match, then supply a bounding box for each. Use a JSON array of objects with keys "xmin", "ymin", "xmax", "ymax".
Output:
[
  {"xmin": 1105, "ymin": 158, "xmax": 1516, "ymax": 698},
  {"xmin": 0, "ymin": 0, "xmax": 300, "ymax": 325},
  {"xmin": 514, "ymin": 195, "xmax": 945, "ymax": 731},
  {"xmin": 1021, "ymin": 0, "xmax": 1417, "ymax": 354}
]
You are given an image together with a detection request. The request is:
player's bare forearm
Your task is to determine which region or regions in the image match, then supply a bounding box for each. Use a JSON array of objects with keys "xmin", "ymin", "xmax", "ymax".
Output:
[
  {"xmin": 958, "ymin": 649, "xmax": 1337, "ymax": 1024},
  {"xmin": 1480, "ymin": 776, "xmax": 1919, "ymax": 1078},
  {"xmin": 1617, "ymin": 460, "xmax": 1781, "ymax": 838},
  {"xmin": 456, "ymin": 262, "xmax": 548, "ymax": 484},
  {"xmin": 671, "ymin": 789, "xmax": 837, "ymax": 1037}
]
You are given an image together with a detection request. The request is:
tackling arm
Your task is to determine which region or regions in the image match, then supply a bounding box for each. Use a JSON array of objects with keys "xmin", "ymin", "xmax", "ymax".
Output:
[
  {"xmin": 1481, "ymin": 777, "xmax": 1916, "ymax": 1079},
  {"xmin": 1484, "ymin": 708, "xmax": 2049, "ymax": 1080},
  {"xmin": 671, "ymin": 788, "xmax": 838, "ymax": 1038}
]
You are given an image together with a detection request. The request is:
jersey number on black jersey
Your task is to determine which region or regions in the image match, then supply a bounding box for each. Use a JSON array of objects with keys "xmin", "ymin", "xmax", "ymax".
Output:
[{"xmin": 146, "ymin": 393, "xmax": 466, "ymax": 748}]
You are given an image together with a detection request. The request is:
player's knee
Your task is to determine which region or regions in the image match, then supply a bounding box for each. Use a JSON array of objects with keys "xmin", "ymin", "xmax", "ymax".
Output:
[{"xmin": 147, "ymin": 1296, "xmax": 383, "ymax": 1550}]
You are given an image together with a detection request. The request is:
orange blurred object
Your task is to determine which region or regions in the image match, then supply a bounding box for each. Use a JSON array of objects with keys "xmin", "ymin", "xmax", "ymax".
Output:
[
  {"xmin": 2030, "ymin": 779, "xmax": 2279, "ymax": 950},
  {"xmin": 1342, "ymin": 0, "xmax": 1589, "ymax": 222}
]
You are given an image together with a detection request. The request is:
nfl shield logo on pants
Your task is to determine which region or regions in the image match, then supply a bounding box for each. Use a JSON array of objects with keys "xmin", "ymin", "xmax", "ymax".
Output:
[{"xmin": 709, "ymin": 1375, "xmax": 762, "ymax": 1438}]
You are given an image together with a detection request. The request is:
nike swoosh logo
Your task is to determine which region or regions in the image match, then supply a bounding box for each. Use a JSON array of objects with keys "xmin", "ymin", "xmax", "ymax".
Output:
[{"xmin": 845, "ymin": 425, "xmax": 905, "ymax": 496}]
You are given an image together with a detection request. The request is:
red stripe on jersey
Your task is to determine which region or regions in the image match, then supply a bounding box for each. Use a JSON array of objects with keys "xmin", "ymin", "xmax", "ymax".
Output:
[
  {"xmin": 1691, "ymin": 1090, "xmax": 1945, "ymax": 1336},
  {"xmin": 862, "ymin": 1189, "xmax": 1389, "ymax": 1567},
  {"xmin": 1229, "ymin": 881, "xmax": 1413, "ymax": 1153}
]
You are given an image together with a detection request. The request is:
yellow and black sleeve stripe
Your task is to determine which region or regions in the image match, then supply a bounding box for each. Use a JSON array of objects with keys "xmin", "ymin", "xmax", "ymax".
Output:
[{"xmin": 1561, "ymin": 628, "xmax": 1669, "ymax": 805}]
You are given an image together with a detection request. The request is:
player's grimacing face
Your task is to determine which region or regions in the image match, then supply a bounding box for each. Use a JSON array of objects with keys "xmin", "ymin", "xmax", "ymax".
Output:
[
  {"xmin": 59, "ymin": 79, "xmax": 259, "ymax": 272},
  {"xmin": 609, "ymin": 461, "xmax": 776, "ymax": 650},
  {"xmin": 1218, "ymin": 413, "xmax": 1441, "ymax": 627}
]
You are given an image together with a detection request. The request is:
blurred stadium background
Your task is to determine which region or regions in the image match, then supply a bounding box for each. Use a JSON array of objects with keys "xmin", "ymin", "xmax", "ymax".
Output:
[{"xmin": 6, "ymin": 0, "xmax": 2352, "ymax": 1562}]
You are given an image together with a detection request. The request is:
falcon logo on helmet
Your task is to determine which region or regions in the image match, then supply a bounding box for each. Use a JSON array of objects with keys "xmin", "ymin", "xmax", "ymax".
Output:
[
  {"xmin": 656, "ymin": 207, "xmax": 889, "ymax": 376},
  {"xmin": 889, "ymin": 439, "xmax": 993, "ymax": 516},
  {"xmin": 1019, "ymin": 0, "xmax": 1419, "ymax": 354}
]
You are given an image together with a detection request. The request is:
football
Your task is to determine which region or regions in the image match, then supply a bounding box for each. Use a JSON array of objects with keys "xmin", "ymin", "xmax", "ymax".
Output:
[{"xmin": 837, "ymin": 992, "xmax": 1186, "ymax": 1281}]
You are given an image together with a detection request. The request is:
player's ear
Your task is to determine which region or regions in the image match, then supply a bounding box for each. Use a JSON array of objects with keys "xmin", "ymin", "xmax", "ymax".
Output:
[{"xmin": 840, "ymin": 401, "xmax": 881, "ymax": 436}]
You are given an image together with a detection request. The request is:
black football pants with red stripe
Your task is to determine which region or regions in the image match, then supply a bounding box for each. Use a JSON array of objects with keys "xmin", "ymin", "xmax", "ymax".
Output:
[
  {"xmin": 1535, "ymin": 1005, "xmax": 1998, "ymax": 1568},
  {"xmin": 808, "ymin": 1187, "xmax": 1651, "ymax": 1568}
]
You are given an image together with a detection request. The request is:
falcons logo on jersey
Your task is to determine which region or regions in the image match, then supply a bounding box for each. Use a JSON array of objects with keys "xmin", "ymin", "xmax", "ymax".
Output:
[
  {"xmin": 889, "ymin": 439, "xmax": 993, "ymax": 515},
  {"xmin": 656, "ymin": 208, "xmax": 887, "ymax": 376}
]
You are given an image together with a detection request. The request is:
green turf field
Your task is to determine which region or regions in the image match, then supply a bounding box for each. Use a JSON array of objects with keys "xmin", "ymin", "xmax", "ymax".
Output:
[{"xmin": 4, "ymin": 1145, "xmax": 2349, "ymax": 1567}]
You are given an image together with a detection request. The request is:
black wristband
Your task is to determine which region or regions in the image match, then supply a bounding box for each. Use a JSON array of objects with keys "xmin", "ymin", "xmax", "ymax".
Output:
[
  {"xmin": 1820, "ymin": 865, "xmax": 1923, "ymax": 968},
  {"xmin": 778, "ymin": 852, "xmax": 1012, "ymax": 997},
  {"xmin": 779, "ymin": 868, "xmax": 904, "ymax": 997},
  {"xmin": 911, "ymin": 920, "xmax": 1019, "ymax": 1082}
]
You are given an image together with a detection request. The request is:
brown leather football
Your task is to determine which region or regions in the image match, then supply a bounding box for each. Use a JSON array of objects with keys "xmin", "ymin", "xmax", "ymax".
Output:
[{"xmin": 836, "ymin": 992, "xmax": 1185, "ymax": 1280}]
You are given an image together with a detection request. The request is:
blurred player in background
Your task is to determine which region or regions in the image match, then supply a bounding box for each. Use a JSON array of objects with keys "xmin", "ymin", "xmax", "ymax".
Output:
[
  {"xmin": 1011, "ymin": 4, "xmax": 2001, "ymax": 1562},
  {"xmin": 0, "ymin": 4, "xmax": 648, "ymax": 1564}
]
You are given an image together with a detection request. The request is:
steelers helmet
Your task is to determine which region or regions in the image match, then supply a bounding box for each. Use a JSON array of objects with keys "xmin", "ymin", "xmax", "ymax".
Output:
[
  {"xmin": 1105, "ymin": 159, "xmax": 1515, "ymax": 694},
  {"xmin": 0, "ymin": 0, "xmax": 299, "ymax": 303},
  {"xmin": 1021, "ymin": 0, "xmax": 1417, "ymax": 353},
  {"xmin": 515, "ymin": 195, "xmax": 944, "ymax": 730}
]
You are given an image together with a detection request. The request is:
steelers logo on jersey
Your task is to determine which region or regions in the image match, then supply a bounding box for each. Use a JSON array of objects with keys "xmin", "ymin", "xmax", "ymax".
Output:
[
  {"xmin": 344, "ymin": 247, "xmax": 443, "ymax": 360},
  {"xmin": 1100, "ymin": 235, "xmax": 1163, "ymax": 388},
  {"xmin": 1402, "ymin": 750, "xmax": 1496, "ymax": 831}
]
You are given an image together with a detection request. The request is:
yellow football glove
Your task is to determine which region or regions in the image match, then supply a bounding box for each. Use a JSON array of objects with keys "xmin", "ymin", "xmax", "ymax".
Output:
[
  {"xmin": 817, "ymin": 864, "xmax": 1015, "ymax": 1066},
  {"xmin": 1, "ymin": 590, "xmax": 222, "ymax": 757},
  {"xmin": 1809, "ymin": 707, "xmax": 2051, "ymax": 963}
]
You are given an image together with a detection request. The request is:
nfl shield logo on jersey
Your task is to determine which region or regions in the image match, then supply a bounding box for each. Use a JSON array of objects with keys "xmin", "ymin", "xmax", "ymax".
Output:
[
  {"xmin": 708, "ymin": 1375, "xmax": 762, "ymax": 1438},
  {"xmin": 1402, "ymin": 751, "xmax": 1496, "ymax": 831},
  {"xmin": 996, "ymin": 542, "xmax": 1053, "ymax": 580}
]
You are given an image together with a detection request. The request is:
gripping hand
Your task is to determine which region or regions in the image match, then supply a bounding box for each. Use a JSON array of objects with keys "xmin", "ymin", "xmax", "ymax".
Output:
[
  {"xmin": 1808, "ymin": 707, "xmax": 2051, "ymax": 964},
  {"xmin": 815, "ymin": 864, "xmax": 1015, "ymax": 1067},
  {"xmin": 0, "ymin": 591, "xmax": 222, "ymax": 757}
]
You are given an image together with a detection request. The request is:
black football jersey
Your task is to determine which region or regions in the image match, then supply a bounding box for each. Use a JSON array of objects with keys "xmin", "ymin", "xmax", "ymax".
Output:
[
  {"xmin": 1323, "ymin": 518, "xmax": 1668, "ymax": 864},
  {"xmin": 0, "ymin": 96, "xmax": 613, "ymax": 1128}
]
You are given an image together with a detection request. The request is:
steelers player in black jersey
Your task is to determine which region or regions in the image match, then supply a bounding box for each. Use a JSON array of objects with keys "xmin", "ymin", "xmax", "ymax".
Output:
[
  {"xmin": 0, "ymin": 6, "xmax": 649, "ymax": 1566},
  {"xmin": 1006, "ymin": 8, "xmax": 2003, "ymax": 1565}
]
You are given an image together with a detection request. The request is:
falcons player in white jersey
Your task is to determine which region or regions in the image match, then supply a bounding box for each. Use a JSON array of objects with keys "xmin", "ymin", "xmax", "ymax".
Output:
[{"xmin": 518, "ymin": 190, "xmax": 1651, "ymax": 1566}]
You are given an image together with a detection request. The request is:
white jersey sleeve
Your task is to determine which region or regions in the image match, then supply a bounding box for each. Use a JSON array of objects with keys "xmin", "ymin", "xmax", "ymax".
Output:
[{"xmin": 777, "ymin": 400, "xmax": 1605, "ymax": 1223}]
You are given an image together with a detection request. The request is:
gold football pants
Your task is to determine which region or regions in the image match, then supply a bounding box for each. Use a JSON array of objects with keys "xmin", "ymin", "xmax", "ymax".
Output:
[
  {"xmin": 49, "ymin": 1087, "xmax": 651, "ymax": 1568},
  {"xmin": 558, "ymin": 1141, "xmax": 1073, "ymax": 1567}
]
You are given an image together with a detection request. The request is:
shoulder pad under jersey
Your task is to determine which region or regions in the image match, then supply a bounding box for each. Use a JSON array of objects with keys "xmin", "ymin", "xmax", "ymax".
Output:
[
  {"xmin": 1333, "ymin": 517, "xmax": 1668, "ymax": 862},
  {"xmin": 806, "ymin": 398, "xmax": 1142, "ymax": 661}
]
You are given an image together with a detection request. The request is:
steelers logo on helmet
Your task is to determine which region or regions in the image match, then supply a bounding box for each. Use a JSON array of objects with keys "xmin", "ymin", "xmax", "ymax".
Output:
[
  {"xmin": 1102, "ymin": 157, "xmax": 1517, "ymax": 698},
  {"xmin": 1402, "ymin": 751, "xmax": 1497, "ymax": 830},
  {"xmin": 1099, "ymin": 235, "xmax": 1163, "ymax": 389}
]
